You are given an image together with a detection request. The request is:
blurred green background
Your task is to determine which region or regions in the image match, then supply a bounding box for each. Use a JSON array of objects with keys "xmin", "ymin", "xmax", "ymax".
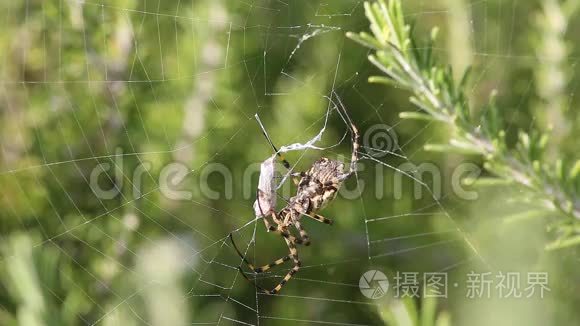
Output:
[{"xmin": 1, "ymin": 0, "xmax": 579, "ymax": 325}]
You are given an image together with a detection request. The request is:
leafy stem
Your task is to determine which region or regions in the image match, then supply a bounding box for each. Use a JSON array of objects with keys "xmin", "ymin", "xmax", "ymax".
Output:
[{"xmin": 348, "ymin": 0, "xmax": 580, "ymax": 249}]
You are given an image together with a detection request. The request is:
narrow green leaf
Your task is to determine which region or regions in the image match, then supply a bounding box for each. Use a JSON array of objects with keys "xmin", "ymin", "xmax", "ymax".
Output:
[
  {"xmin": 571, "ymin": 161, "xmax": 580, "ymax": 193},
  {"xmin": 420, "ymin": 296, "xmax": 437, "ymax": 326},
  {"xmin": 502, "ymin": 210, "xmax": 549, "ymax": 225},
  {"xmin": 409, "ymin": 96, "xmax": 442, "ymax": 119},
  {"xmin": 393, "ymin": 0, "xmax": 408, "ymax": 52},
  {"xmin": 556, "ymin": 159, "xmax": 564, "ymax": 180},
  {"xmin": 345, "ymin": 32, "xmax": 382, "ymax": 50},
  {"xmin": 369, "ymin": 76, "xmax": 407, "ymax": 88},
  {"xmin": 398, "ymin": 111, "xmax": 438, "ymax": 121},
  {"xmin": 424, "ymin": 143, "xmax": 482, "ymax": 155},
  {"xmin": 364, "ymin": 2, "xmax": 383, "ymax": 41},
  {"xmin": 546, "ymin": 234, "xmax": 580, "ymax": 251},
  {"xmin": 368, "ymin": 55, "xmax": 411, "ymax": 87},
  {"xmin": 435, "ymin": 312, "xmax": 452, "ymax": 326},
  {"xmin": 459, "ymin": 66, "xmax": 472, "ymax": 89},
  {"xmin": 379, "ymin": 0, "xmax": 401, "ymax": 49},
  {"xmin": 462, "ymin": 177, "xmax": 514, "ymax": 187}
]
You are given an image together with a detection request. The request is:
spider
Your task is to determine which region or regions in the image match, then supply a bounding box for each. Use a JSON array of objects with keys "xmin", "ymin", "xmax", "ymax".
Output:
[{"xmin": 230, "ymin": 102, "xmax": 360, "ymax": 295}]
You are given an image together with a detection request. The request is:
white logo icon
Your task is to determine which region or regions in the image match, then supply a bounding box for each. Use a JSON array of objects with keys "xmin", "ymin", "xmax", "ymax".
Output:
[{"xmin": 359, "ymin": 270, "xmax": 389, "ymax": 299}]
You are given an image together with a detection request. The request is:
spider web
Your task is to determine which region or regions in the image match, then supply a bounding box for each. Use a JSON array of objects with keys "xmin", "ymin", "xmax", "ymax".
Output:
[{"xmin": 0, "ymin": 0, "xmax": 550, "ymax": 325}]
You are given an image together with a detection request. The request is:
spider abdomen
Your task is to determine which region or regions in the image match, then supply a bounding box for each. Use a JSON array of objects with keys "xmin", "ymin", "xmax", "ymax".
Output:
[
  {"xmin": 293, "ymin": 181, "xmax": 341, "ymax": 216},
  {"xmin": 307, "ymin": 157, "xmax": 345, "ymax": 183}
]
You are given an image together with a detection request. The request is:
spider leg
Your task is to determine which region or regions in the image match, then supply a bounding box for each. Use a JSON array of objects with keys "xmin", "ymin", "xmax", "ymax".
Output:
[
  {"xmin": 292, "ymin": 219, "xmax": 311, "ymax": 246},
  {"xmin": 229, "ymin": 233, "xmax": 256, "ymax": 269},
  {"xmin": 229, "ymin": 233, "xmax": 275, "ymax": 292},
  {"xmin": 255, "ymin": 189, "xmax": 304, "ymax": 245},
  {"xmin": 229, "ymin": 233, "xmax": 293, "ymax": 272},
  {"xmin": 263, "ymin": 237, "xmax": 301, "ymax": 295},
  {"xmin": 300, "ymin": 197, "xmax": 334, "ymax": 225},
  {"xmin": 255, "ymin": 118, "xmax": 305, "ymax": 185},
  {"xmin": 262, "ymin": 211, "xmax": 303, "ymax": 245},
  {"xmin": 275, "ymin": 223, "xmax": 303, "ymax": 245},
  {"xmin": 331, "ymin": 92, "xmax": 360, "ymax": 178},
  {"xmin": 276, "ymin": 155, "xmax": 303, "ymax": 186},
  {"xmin": 257, "ymin": 123, "xmax": 292, "ymax": 172},
  {"xmin": 346, "ymin": 114, "xmax": 360, "ymax": 176},
  {"xmin": 252, "ymin": 255, "xmax": 292, "ymax": 273},
  {"xmin": 236, "ymin": 267, "xmax": 269, "ymax": 294},
  {"xmin": 290, "ymin": 172, "xmax": 306, "ymax": 186},
  {"xmin": 301, "ymin": 211, "xmax": 334, "ymax": 225},
  {"xmin": 230, "ymin": 233, "xmax": 300, "ymax": 295}
]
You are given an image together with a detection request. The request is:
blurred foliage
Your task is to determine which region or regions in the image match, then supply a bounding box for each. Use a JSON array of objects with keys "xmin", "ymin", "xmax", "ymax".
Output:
[
  {"xmin": 0, "ymin": 0, "xmax": 579, "ymax": 325},
  {"xmin": 377, "ymin": 296, "xmax": 451, "ymax": 326}
]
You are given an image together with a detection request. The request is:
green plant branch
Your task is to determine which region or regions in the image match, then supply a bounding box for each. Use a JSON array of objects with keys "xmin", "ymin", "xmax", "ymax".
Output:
[{"xmin": 347, "ymin": 0, "xmax": 580, "ymax": 248}]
